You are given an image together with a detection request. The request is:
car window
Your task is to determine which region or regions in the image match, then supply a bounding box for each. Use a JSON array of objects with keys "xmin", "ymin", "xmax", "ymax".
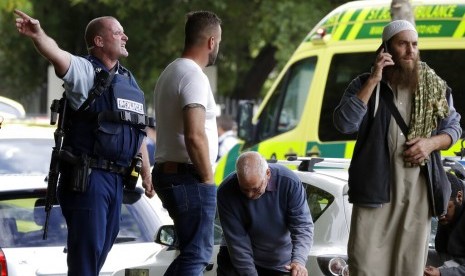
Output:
[
  {"xmin": 0, "ymin": 197, "xmax": 66, "ymax": 247},
  {"xmin": 0, "ymin": 190, "xmax": 157, "ymax": 248},
  {"xmin": 118, "ymin": 190, "xmax": 158, "ymax": 243},
  {"xmin": 303, "ymin": 182, "xmax": 335, "ymax": 222},
  {"xmin": 0, "ymin": 139, "xmax": 53, "ymax": 174}
]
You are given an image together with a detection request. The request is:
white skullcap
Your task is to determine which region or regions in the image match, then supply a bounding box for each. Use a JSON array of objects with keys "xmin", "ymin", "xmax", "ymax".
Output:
[{"xmin": 382, "ymin": 20, "xmax": 417, "ymax": 42}]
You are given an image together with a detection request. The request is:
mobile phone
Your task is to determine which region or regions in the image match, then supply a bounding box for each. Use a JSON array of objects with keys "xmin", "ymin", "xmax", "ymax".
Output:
[{"xmin": 383, "ymin": 41, "xmax": 389, "ymax": 53}]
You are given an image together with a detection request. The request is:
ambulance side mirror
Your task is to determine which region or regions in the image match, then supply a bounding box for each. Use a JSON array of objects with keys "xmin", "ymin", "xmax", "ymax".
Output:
[{"xmin": 237, "ymin": 100, "xmax": 254, "ymax": 142}]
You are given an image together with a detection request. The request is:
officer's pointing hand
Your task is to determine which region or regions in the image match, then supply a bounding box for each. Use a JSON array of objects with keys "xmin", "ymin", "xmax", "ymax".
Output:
[{"xmin": 14, "ymin": 9, "xmax": 42, "ymax": 38}]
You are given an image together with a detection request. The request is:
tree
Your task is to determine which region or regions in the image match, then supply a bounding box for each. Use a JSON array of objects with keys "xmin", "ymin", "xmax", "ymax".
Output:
[
  {"xmin": 0, "ymin": 0, "xmax": 344, "ymax": 112},
  {"xmin": 390, "ymin": 0, "xmax": 414, "ymax": 24}
]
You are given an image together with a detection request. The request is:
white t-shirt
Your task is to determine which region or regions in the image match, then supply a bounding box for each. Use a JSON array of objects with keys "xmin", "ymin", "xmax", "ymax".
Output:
[{"xmin": 154, "ymin": 58, "xmax": 218, "ymax": 165}]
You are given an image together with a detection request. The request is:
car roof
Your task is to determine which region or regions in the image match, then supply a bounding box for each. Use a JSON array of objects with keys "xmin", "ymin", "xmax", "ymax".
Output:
[
  {"xmin": 0, "ymin": 123, "xmax": 54, "ymax": 175},
  {"xmin": 0, "ymin": 96, "xmax": 26, "ymax": 119},
  {"xmin": 276, "ymin": 158, "xmax": 349, "ymax": 195},
  {"xmin": 0, "ymin": 175, "xmax": 48, "ymax": 192},
  {"xmin": 295, "ymin": 169, "xmax": 348, "ymax": 195},
  {"xmin": 0, "ymin": 121, "xmax": 54, "ymax": 139},
  {"xmin": 305, "ymin": 0, "xmax": 465, "ymax": 43}
]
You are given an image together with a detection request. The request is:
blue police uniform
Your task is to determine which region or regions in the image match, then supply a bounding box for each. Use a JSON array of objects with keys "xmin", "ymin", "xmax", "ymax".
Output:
[{"xmin": 57, "ymin": 56, "xmax": 147, "ymax": 276}]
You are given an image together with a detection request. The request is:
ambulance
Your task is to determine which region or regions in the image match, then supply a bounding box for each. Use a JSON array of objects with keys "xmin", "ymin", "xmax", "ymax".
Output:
[{"xmin": 215, "ymin": 0, "xmax": 465, "ymax": 183}]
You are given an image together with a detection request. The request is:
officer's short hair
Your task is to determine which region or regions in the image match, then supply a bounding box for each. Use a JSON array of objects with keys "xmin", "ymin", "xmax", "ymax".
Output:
[{"xmin": 85, "ymin": 16, "xmax": 117, "ymax": 51}]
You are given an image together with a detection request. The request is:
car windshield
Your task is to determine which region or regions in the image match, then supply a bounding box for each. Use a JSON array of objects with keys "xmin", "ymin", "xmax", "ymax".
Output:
[
  {"xmin": 0, "ymin": 138, "xmax": 53, "ymax": 174},
  {"xmin": 0, "ymin": 189, "xmax": 156, "ymax": 248}
]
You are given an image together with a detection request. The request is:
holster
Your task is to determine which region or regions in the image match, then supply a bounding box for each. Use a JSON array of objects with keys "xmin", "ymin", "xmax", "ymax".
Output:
[{"xmin": 60, "ymin": 150, "xmax": 91, "ymax": 193}]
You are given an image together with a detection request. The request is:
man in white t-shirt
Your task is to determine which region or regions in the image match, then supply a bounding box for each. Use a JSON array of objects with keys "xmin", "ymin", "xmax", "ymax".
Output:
[{"xmin": 152, "ymin": 11, "xmax": 222, "ymax": 276}]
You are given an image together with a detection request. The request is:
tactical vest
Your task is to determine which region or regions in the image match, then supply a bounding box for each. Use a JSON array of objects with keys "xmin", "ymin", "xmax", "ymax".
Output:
[{"xmin": 63, "ymin": 56, "xmax": 148, "ymax": 167}]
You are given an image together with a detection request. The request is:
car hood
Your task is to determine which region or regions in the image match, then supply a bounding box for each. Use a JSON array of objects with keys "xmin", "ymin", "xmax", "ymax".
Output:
[
  {"xmin": 3, "ymin": 243, "xmax": 164, "ymax": 276},
  {"xmin": 3, "ymin": 246, "xmax": 68, "ymax": 276}
]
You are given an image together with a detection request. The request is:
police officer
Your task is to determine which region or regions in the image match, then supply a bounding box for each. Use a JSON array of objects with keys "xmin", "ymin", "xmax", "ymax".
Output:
[{"xmin": 15, "ymin": 9, "xmax": 155, "ymax": 276}]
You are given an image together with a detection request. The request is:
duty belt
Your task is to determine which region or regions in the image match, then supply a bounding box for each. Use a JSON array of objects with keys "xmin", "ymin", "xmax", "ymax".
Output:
[{"xmin": 89, "ymin": 158, "xmax": 128, "ymax": 175}]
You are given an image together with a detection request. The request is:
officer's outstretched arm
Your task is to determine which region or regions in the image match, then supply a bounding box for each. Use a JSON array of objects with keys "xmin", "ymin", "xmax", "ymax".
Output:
[{"xmin": 14, "ymin": 9, "xmax": 71, "ymax": 77}]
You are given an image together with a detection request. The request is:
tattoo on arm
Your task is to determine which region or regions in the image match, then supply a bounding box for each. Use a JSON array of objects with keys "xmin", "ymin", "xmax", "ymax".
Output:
[{"xmin": 183, "ymin": 103, "xmax": 205, "ymax": 111}]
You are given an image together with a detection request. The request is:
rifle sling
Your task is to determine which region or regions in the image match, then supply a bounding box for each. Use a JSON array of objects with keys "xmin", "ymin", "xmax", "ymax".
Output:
[{"xmin": 77, "ymin": 66, "xmax": 116, "ymax": 112}]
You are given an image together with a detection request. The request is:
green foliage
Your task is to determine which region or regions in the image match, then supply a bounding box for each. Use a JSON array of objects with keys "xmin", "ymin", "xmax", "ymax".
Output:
[
  {"xmin": 0, "ymin": 0, "xmax": 345, "ymax": 110},
  {"xmin": 0, "ymin": 0, "xmax": 32, "ymax": 12},
  {"xmin": 0, "ymin": 0, "xmax": 34, "ymax": 96}
]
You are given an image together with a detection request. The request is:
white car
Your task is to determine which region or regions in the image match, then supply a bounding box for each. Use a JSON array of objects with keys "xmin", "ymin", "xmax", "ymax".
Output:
[
  {"xmin": 0, "ymin": 122, "xmax": 172, "ymax": 276},
  {"xmin": 113, "ymin": 157, "xmax": 465, "ymax": 276},
  {"xmin": 113, "ymin": 158, "xmax": 353, "ymax": 276},
  {"xmin": 0, "ymin": 96, "xmax": 26, "ymax": 120}
]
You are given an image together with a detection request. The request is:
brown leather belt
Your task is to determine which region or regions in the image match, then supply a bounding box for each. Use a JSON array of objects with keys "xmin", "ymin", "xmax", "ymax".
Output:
[{"xmin": 156, "ymin": 162, "xmax": 197, "ymax": 174}]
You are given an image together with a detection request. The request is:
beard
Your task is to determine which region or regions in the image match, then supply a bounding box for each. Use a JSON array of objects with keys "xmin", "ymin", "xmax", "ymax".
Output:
[
  {"xmin": 207, "ymin": 53, "xmax": 217, "ymax": 67},
  {"xmin": 385, "ymin": 53, "xmax": 420, "ymax": 92},
  {"xmin": 207, "ymin": 43, "xmax": 219, "ymax": 67}
]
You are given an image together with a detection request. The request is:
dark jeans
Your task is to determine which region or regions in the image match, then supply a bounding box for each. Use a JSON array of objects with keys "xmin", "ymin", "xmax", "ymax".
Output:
[
  {"xmin": 217, "ymin": 246, "xmax": 291, "ymax": 276},
  {"xmin": 152, "ymin": 165, "xmax": 217, "ymax": 276}
]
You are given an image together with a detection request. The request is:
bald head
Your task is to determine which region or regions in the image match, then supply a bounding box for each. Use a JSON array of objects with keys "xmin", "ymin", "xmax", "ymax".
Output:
[
  {"xmin": 235, "ymin": 152, "xmax": 269, "ymax": 199},
  {"xmin": 236, "ymin": 152, "xmax": 268, "ymax": 180}
]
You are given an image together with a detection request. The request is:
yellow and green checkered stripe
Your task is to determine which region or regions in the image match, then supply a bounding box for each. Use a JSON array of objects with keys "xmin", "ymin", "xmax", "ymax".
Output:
[{"xmin": 305, "ymin": 4, "xmax": 465, "ymax": 42}]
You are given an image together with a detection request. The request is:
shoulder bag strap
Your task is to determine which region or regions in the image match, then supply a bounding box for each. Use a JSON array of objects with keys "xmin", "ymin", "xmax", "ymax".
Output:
[{"xmin": 379, "ymin": 89, "xmax": 409, "ymax": 137}]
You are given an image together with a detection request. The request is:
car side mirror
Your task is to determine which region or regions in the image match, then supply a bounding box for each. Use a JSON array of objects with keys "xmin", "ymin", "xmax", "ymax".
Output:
[{"xmin": 154, "ymin": 225, "xmax": 178, "ymax": 249}]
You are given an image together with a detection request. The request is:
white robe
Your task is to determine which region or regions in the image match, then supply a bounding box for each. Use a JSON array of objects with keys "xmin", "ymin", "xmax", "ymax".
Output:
[{"xmin": 348, "ymin": 86, "xmax": 431, "ymax": 276}]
